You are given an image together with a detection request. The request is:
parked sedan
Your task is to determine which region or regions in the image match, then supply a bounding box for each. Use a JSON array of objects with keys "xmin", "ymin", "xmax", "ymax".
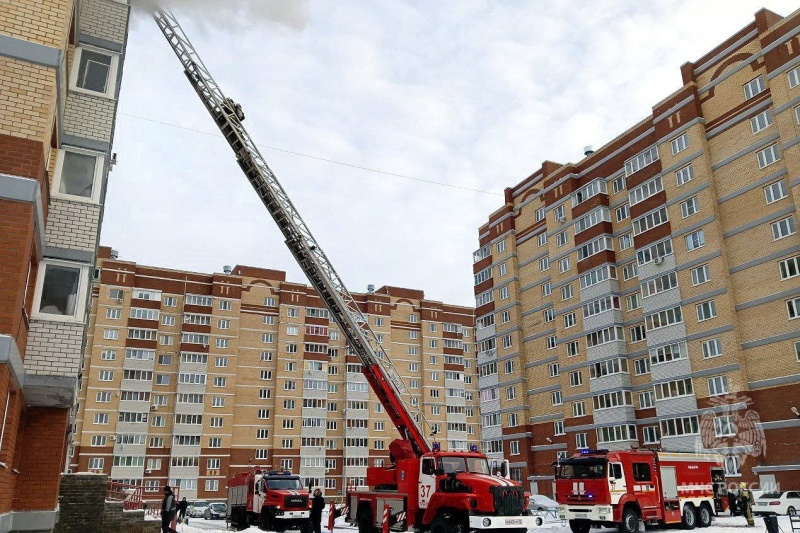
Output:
[
  {"xmin": 204, "ymin": 502, "xmax": 227, "ymax": 520},
  {"xmin": 753, "ymin": 491, "xmax": 800, "ymax": 516},
  {"xmin": 187, "ymin": 500, "xmax": 210, "ymax": 518}
]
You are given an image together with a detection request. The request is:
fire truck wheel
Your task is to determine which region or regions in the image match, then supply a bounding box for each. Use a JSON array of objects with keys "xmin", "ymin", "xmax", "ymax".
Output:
[
  {"xmin": 682, "ymin": 504, "xmax": 697, "ymax": 530},
  {"xmin": 618, "ymin": 508, "xmax": 639, "ymax": 533},
  {"xmin": 569, "ymin": 519, "xmax": 591, "ymax": 533},
  {"xmin": 430, "ymin": 514, "xmax": 466, "ymax": 533},
  {"xmin": 698, "ymin": 504, "xmax": 712, "ymax": 528}
]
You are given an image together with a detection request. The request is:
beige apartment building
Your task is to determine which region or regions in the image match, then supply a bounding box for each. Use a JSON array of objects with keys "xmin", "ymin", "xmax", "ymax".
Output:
[
  {"xmin": 475, "ymin": 7, "xmax": 800, "ymax": 494},
  {"xmin": 71, "ymin": 248, "xmax": 477, "ymax": 503}
]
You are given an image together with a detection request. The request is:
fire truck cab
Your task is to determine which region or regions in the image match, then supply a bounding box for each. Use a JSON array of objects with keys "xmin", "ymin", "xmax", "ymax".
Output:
[
  {"xmin": 228, "ymin": 469, "xmax": 311, "ymax": 532},
  {"xmin": 555, "ymin": 449, "xmax": 727, "ymax": 533}
]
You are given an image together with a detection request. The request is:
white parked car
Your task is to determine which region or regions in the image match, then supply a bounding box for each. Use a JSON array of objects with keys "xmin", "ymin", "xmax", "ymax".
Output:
[
  {"xmin": 187, "ymin": 500, "xmax": 210, "ymax": 518},
  {"xmin": 753, "ymin": 491, "xmax": 800, "ymax": 516}
]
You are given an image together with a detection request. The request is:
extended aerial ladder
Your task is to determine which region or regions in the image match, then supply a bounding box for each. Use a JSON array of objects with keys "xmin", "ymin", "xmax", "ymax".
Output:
[{"xmin": 153, "ymin": 11, "xmax": 431, "ymax": 457}]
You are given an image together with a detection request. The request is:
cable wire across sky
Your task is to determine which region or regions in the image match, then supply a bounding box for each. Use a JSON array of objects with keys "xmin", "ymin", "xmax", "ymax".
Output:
[{"xmin": 119, "ymin": 111, "xmax": 503, "ymax": 196}]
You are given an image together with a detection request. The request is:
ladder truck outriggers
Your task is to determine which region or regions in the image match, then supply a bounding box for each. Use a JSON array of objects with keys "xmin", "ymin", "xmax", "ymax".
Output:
[{"xmin": 153, "ymin": 10, "xmax": 540, "ymax": 533}]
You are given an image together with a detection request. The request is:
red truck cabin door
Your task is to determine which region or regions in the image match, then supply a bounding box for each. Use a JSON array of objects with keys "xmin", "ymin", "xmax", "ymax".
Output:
[{"xmin": 630, "ymin": 461, "xmax": 659, "ymax": 520}]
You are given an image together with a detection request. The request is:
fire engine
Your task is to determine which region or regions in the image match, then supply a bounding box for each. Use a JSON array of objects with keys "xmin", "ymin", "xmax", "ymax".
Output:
[
  {"xmin": 152, "ymin": 10, "xmax": 540, "ymax": 533},
  {"xmin": 227, "ymin": 469, "xmax": 311, "ymax": 531},
  {"xmin": 555, "ymin": 449, "xmax": 728, "ymax": 533}
]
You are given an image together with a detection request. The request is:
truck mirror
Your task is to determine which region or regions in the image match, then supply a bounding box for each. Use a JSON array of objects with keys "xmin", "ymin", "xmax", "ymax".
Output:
[{"xmin": 500, "ymin": 463, "xmax": 508, "ymax": 477}]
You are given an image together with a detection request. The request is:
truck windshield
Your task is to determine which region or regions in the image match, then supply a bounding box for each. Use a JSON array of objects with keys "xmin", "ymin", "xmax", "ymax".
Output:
[
  {"xmin": 557, "ymin": 459, "xmax": 607, "ymax": 479},
  {"xmin": 439, "ymin": 456, "xmax": 490, "ymax": 475},
  {"xmin": 266, "ymin": 478, "xmax": 304, "ymax": 490}
]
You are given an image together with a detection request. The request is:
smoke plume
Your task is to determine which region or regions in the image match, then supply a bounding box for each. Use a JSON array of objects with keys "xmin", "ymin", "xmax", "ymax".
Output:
[{"xmin": 131, "ymin": 0, "xmax": 309, "ymax": 31}]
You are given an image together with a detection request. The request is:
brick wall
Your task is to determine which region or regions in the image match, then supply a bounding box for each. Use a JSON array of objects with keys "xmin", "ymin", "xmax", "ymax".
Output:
[
  {"xmin": 0, "ymin": 57, "xmax": 58, "ymax": 142},
  {"xmin": 0, "ymin": 199, "xmax": 35, "ymax": 350},
  {"xmin": 0, "ymin": 369, "xmax": 22, "ymax": 513},
  {"xmin": 62, "ymin": 92, "xmax": 115, "ymax": 143},
  {"xmin": 14, "ymin": 407, "xmax": 68, "ymax": 510},
  {"xmin": 24, "ymin": 321, "xmax": 83, "ymax": 376},
  {"xmin": 45, "ymin": 199, "xmax": 100, "ymax": 252},
  {"xmin": 79, "ymin": 0, "xmax": 129, "ymax": 44},
  {"xmin": 0, "ymin": 0, "xmax": 72, "ymax": 49}
]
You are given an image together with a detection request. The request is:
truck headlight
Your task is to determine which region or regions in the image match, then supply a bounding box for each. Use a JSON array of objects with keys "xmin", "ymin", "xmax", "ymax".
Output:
[
  {"xmin": 599, "ymin": 506, "xmax": 612, "ymax": 515},
  {"xmin": 483, "ymin": 518, "xmax": 491, "ymax": 527}
]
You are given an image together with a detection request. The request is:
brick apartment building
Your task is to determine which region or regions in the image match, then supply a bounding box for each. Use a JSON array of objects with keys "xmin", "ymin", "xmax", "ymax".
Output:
[
  {"xmin": 474, "ymin": 7, "xmax": 800, "ymax": 494},
  {"xmin": 0, "ymin": 1, "xmax": 130, "ymax": 531},
  {"xmin": 71, "ymin": 249, "xmax": 477, "ymax": 504}
]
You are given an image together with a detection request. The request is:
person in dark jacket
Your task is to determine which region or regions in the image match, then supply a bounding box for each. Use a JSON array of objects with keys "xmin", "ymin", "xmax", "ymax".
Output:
[
  {"xmin": 178, "ymin": 497, "xmax": 189, "ymax": 521},
  {"xmin": 161, "ymin": 486, "xmax": 178, "ymax": 533},
  {"xmin": 310, "ymin": 488, "xmax": 325, "ymax": 533}
]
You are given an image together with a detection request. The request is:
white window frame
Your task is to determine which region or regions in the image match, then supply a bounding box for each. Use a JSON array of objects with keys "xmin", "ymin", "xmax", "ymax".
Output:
[
  {"xmin": 764, "ymin": 181, "xmax": 787, "ymax": 204},
  {"xmin": 772, "ymin": 217, "xmax": 796, "ymax": 241},
  {"xmin": 69, "ymin": 45, "xmax": 120, "ymax": 98},
  {"xmin": 32, "ymin": 259, "xmax": 90, "ymax": 322},
  {"xmin": 743, "ymin": 76, "xmax": 765, "ymax": 100},
  {"xmin": 681, "ymin": 196, "xmax": 698, "ymax": 218},
  {"xmin": 670, "ymin": 133, "xmax": 688, "ymax": 155},
  {"xmin": 51, "ymin": 147, "xmax": 105, "ymax": 204},
  {"xmin": 750, "ymin": 110, "xmax": 773, "ymax": 133}
]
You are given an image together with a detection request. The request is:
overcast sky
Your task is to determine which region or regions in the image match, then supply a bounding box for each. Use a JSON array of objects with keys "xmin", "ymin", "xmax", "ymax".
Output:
[{"xmin": 103, "ymin": 1, "xmax": 798, "ymax": 307}]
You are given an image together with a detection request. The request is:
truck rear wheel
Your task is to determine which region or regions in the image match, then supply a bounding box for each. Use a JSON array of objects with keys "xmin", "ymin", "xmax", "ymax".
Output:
[
  {"xmin": 569, "ymin": 519, "xmax": 591, "ymax": 533},
  {"xmin": 698, "ymin": 504, "xmax": 712, "ymax": 528},
  {"xmin": 682, "ymin": 504, "xmax": 697, "ymax": 530}
]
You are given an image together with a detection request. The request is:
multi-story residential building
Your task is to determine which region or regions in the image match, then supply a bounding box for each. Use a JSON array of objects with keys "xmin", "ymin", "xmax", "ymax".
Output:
[
  {"xmin": 71, "ymin": 248, "xmax": 477, "ymax": 503},
  {"xmin": 0, "ymin": 1, "xmax": 129, "ymax": 531},
  {"xmin": 475, "ymin": 7, "xmax": 800, "ymax": 494}
]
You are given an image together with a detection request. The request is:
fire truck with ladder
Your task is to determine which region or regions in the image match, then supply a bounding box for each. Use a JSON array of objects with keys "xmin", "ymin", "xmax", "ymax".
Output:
[
  {"xmin": 153, "ymin": 10, "xmax": 541, "ymax": 533},
  {"xmin": 555, "ymin": 449, "xmax": 728, "ymax": 533},
  {"xmin": 227, "ymin": 469, "xmax": 311, "ymax": 531}
]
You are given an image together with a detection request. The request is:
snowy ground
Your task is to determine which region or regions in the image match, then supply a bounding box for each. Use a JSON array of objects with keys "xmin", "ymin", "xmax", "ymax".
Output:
[{"xmin": 170, "ymin": 512, "xmax": 796, "ymax": 533}]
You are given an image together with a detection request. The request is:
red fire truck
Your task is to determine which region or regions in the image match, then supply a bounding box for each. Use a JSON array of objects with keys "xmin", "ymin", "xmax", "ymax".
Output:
[
  {"xmin": 555, "ymin": 449, "xmax": 728, "ymax": 533},
  {"xmin": 153, "ymin": 11, "xmax": 540, "ymax": 533},
  {"xmin": 227, "ymin": 469, "xmax": 311, "ymax": 532}
]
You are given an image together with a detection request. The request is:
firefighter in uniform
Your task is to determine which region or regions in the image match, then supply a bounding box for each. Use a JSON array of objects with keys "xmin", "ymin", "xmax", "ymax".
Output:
[{"xmin": 738, "ymin": 483, "xmax": 755, "ymax": 527}]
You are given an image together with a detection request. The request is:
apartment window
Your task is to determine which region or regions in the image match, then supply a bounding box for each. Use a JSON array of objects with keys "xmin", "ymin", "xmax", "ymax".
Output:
[
  {"xmin": 708, "ymin": 375, "xmax": 729, "ymax": 396},
  {"xmin": 155, "ymin": 374, "xmax": 170, "ymax": 385},
  {"xmin": 496, "ymin": 239, "xmax": 506, "ymax": 254},
  {"xmin": 654, "ymin": 378, "xmax": 694, "ymax": 400},
  {"xmin": 763, "ymin": 181, "xmax": 788, "ymax": 204},
  {"xmin": 212, "ymin": 397, "xmax": 225, "ymax": 408},
  {"xmin": 217, "ymin": 319, "xmax": 230, "ymax": 330},
  {"xmin": 501, "ymin": 310, "xmax": 511, "ymax": 323},
  {"xmin": 622, "ymin": 262, "xmax": 637, "ymax": 281},
  {"xmin": 208, "ymin": 438, "xmax": 221, "ymax": 448},
  {"xmin": 33, "ymin": 260, "xmax": 89, "ymax": 320},
  {"xmin": 639, "ymin": 391, "xmax": 655, "ymax": 409},
  {"xmin": 535, "ymin": 207, "xmax": 545, "ymax": 221},
  {"xmin": 543, "ymin": 309, "xmax": 554, "ymax": 323},
  {"xmin": 612, "ymin": 175, "xmax": 626, "ymax": 194},
  {"xmin": 160, "ymin": 315, "xmax": 175, "ymax": 327},
  {"xmin": 560, "ymin": 285, "xmax": 573, "ymax": 301},
  {"xmin": 213, "ymin": 376, "xmax": 226, "ymax": 387},
  {"xmin": 506, "ymin": 386, "xmax": 516, "ymax": 400},
  {"xmin": 163, "ymin": 296, "xmax": 176, "ymax": 306},
  {"xmin": 616, "ymin": 204, "xmax": 629, "ymax": 222},
  {"xmin": 556, "ymin": 231, "xmax": 568, "ymax": 247},
  {"xmin": 633, "ymin": 207, "xmax": 668, "ymax": 236},
  {"xmin": 551, "ymin": 390, "xmax": 562, "ymax": 406},
  {"xmin": 553, "ymin": 420, "xmax": 565, "ymax": 435},
  {"xmin": 675, "ymin": 165, "xmax": 694, "ymax": 186},
  {"xmin": 629, "ymin": 176, "xmax": 663, "ymax": 205},
  {"xmin": 650, "ymin": 342, "xmax": 686, "ymax": 365},
  {"xmin": 546, "ymin": 336, "xmax": 557, "ymax": 349},
  {"xmin": 263, "ymin": 315, "xmax": 275, "ymax": 325},
  {"xmin": 743, "ymin": 76, "xmax": 765, "ymax": 99},
  {"xmin": 548, "ymin": 363, "xmax": 559, "ymax": 377},
  {"xmin": 566, "ymin": 341, "xmax": 579, "ymax": 357},
  {"xmin": 788, "ymin": 297, "xmax": 800, "ymax": 319},
  {"xmin": 795, "ymin": 340, "xmax": 800, "ymax": 362},
  {"xmin": 564, "ymin": 312, "xmax": 576, "ymax": 329},
  {"xmin": 670, "ymin": 133, "xmax": 688, "ymax": 155},
  {"xmin": 645, "ymin": 306, "xmax": 682, "ymax": 330},
  {"xmin": 559, "ymin": 257, "xmax": 571, "ymax": 273},
  {"xmin": 634, "ymin": 357, "xmax": 650, "ymax": 375},
  {"xmin": 218, "ymin": 300, "xmax": 232, "ymax": 311},
  {"xmin": 619, "ymin": 233, "xmax": 633, "ymax": 251},
  {"xmin": 499, "ymin": 286, "xmax": 509, "ymax": 300},
  {"xmin": 626, "ymin": 293, "xmax": 641, "ymax": 311},
  {"xmin": 642, "ymin": 426, "xmax": 659, "ymax": 444},
  {"xmin": 93, "ymin": 413, "xmax": 109, "ymax": 425},
  {"xmin": 215, "ymin": 338, "xmax": 229, "ymax": 349},
  {"xmin": 99, "ymin": 370, "xmax": 113, "ymax": 381},
  {"xmin": 624, "ymin": 146, "xmax": 659, "ymax": 177},
  {"xmin": 71, "ymin": 46, "xmax": 119, "ymax": 97},
  {"xmin": 501, "ymin": 335, "xmax": 512, "ymax": 349},
  {"xmin": 772, "ymin": 217, "xmax": 796, "ymax": 240},
  {"xmin": 702, "ymin": 338, "xmax": 723, "ymax": 359},
  {"xmin": 714, "ymin": 415, "xmax": 736, "ymax": 437},
  {"xmin": 96, "ymin": 391, "xmax": 111, "ymax": 403},
  {"xmin": 681, "ymin": 196, "xmax": 698, "ymax": 218},
  {"xmin": 691, "ymin": 264, "xmax": 711, "ymax": 286},
  {"xmin": 630, "ymin": 324, "xmax": 646, "ymax": 343},
  {"xmin": 575, "ymin": 433, "xmax": 588, "ymax": 449},
  {"xmin": 497, "ymin": 262, "xmax": 507, "ymax": 276},
  {"xmin": 541, "ymin": 282, "xmax": 552, "ymax": 296},
  {"xmin": 151, "ymin": 416, "xmax": 165, "ymax": 427},
  {"xmin": 537, "ymin": 232, "xmax": 547, "ymax": 246},
  {"xmin": 569, "ymin": 371, "xmax": 583, "ymax": 387},
  {"xmin": 539, "ymin": 256, "xmax": 550, "ymax": 271},
  {"xmin": 757, "ymin": 144, "xmax": 781, "ymax": 169},
  {"xmin": 788, "ymin": 66, "xmax": 800, "ymax": 88},
  {"xmin": 100, "ymin": 349, "xmax": 116, "ymax": 360},
  {"xmin": 685, "ymin": 230, "xmax": 705, "ymax": 251},
  {"xmin": 88, "ymin": 458, "xmax": 104, "ymax": 470},
  {"xmin": 554, "ymin": 205, "xmax": 565, "ymax": 222},
  {"xmin": 751, "ymin": 110, "xmax": 773, "ymax": 133},
  {"xmin": 696, "ymin": 300, "xmax": 717, "ymax": 321},
  {"xmin": 779, "ymin": 256, "xmax": 800, "ymax": 280}
]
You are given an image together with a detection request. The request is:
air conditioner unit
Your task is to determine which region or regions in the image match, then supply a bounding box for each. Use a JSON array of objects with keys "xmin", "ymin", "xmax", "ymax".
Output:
[
  {"xmin": 109, "ymin": 435, "xmax": 117, "ymax": 442},
  {"xmin": 145, "ymin": 469, "xmax": 153, "ymax": 474},
  {"xmin": 150, "ymin": 405, "xmax": 158, "ymax": 411},
  {"xmin": 653, "ymin": 256, "xmax": 664, "ymax": 265},
  {"xmin": 115, "ymin": 297, "xmax": 124, "ymax": 303}
]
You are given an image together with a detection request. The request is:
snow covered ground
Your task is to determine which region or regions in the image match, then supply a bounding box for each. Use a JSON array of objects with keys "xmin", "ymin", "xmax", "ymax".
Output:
[{"xmin": 171, "ymin": 512, "xmax": 796, "ymax": 533}]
